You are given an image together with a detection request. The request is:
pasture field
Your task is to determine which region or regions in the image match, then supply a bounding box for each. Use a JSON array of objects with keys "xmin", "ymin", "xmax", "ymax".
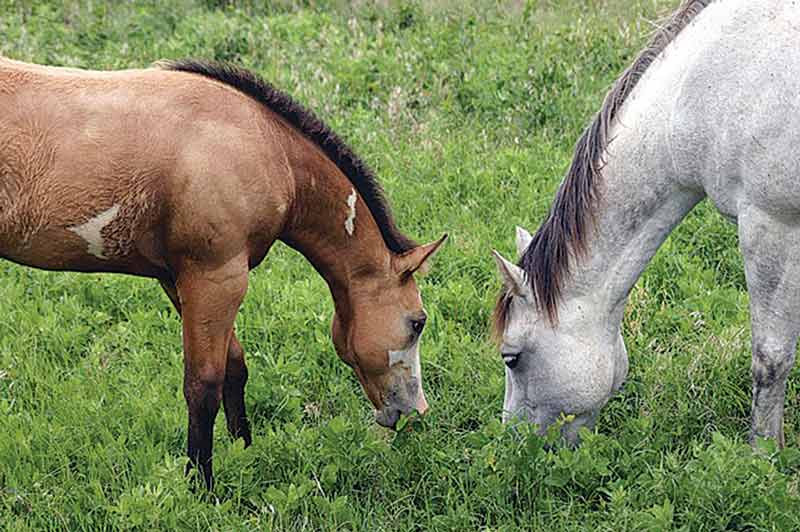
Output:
[{"xmin": 1, "ymin": 0, "xmax": 799, "ymax": 529}]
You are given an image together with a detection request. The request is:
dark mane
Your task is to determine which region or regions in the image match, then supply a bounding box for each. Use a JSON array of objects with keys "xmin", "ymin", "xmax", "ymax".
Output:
[
  {"xmin": 159, "ymin": 59, "xmax": 417, "ymax": 254},
  {"xmin": 494, "ymin": 0, "xmax": 711, "ymax": 335}
]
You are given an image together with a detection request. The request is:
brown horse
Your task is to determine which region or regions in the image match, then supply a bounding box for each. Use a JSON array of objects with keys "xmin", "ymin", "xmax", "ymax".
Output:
[{"xmin": 0, "ymin": 56, "xmax": 446, "ymax": 489}]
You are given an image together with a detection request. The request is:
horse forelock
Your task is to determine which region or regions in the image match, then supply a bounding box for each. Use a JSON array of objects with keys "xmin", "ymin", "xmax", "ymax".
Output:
[
  {"xmin": 492, "ymin": 288, "xmax": 514, "ymax": 344},
  {"xmin": 495, "ymin": 0, "xmax": 712, "ymax": 327},
  {"xmin": 157, "ymin": 59, "xmax": 417, "ymax": 255}
]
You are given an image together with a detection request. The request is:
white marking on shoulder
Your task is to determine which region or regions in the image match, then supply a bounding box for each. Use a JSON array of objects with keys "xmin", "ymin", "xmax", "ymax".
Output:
[
  {"xmin": 68, "ymin": 204, "xmax": 120, "ymax": 259},
  {"xmin": 345, "ymin": 187, "xmax": 357, "ymax": 236}
]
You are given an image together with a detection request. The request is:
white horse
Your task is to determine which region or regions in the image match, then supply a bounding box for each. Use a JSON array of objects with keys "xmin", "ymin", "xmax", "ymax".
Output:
[{"xmin": 492, "ymin": 0, "xmax": 800, "ymax": 445}]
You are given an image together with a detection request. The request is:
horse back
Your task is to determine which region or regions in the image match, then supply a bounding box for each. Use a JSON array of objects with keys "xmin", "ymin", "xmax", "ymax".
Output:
[{"xmin": 0, "ymin": 59, "xmax": 293, "ymax": 276}]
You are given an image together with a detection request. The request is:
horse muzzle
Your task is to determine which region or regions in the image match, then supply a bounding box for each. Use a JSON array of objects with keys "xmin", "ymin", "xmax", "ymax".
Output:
[{"xmin": 374, "ymin": 386, "xmax": 428, "ymax": 429}]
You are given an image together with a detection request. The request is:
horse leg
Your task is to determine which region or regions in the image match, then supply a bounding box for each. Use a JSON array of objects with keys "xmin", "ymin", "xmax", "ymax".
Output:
[
  {"xmin": 174, "ymin": 257, "xmax": 248, "ymax": 489},
  {"xmin": 159, "ymin": 278, "xmax": 252, "ymax": 446},
  {"xmin": 739, "ymin": 205, "xmax": 800, "ymax": 447},
  {"xmin": 223, "ymin": 334, "xmax": 252, "ymax": 446}
]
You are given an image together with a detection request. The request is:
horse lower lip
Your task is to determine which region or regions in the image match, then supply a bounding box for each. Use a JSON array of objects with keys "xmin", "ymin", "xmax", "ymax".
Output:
[{"xmin": 375, "ymin": 409, "xmax": 399, "ymax": 428}]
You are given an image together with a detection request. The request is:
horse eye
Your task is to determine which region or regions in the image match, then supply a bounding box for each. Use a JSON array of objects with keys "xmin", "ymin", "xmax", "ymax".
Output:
[
  {"xmin": 410, "ymin": 316, "xmax": 426, "ymax": 335},
  {"xmin": 502, "ymin": 351, "xmax": 520, "ymax": 369}
]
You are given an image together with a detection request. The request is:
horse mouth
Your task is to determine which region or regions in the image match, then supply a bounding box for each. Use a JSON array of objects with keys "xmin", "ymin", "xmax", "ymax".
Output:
[
  {"xmin": 374, "ymin": 407, "xmax": 402, "ymax": 429},
  {"xmin": 501, "ymin": 399, "xmax": 537, "ymax": 425}
]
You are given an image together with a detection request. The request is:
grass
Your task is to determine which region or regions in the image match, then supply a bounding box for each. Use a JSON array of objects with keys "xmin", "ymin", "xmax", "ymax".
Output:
[{"xmin": 1, "ymin": 0, "xmax": 799, "ymax": 530}]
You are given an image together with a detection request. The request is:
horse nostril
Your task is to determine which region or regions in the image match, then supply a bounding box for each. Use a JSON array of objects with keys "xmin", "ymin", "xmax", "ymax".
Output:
[{"xmin": 502, "ymin": 352, "xmax": 520, "ymax": 369}]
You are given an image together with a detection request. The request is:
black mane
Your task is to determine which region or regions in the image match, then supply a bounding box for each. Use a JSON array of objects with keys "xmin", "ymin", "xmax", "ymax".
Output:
[{"xmin": 159, "ymin": 59, "xmax": 417, "ymax": 254}]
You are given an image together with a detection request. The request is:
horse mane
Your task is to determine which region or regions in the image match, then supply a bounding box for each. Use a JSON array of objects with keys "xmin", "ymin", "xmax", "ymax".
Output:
[
  {"xmin": 494, "ymin": 0, "xmax": 711, "ymax": 336},
  {"xmin": 158, "ymin": 59, "xmax": 417, "ymax": 254}
]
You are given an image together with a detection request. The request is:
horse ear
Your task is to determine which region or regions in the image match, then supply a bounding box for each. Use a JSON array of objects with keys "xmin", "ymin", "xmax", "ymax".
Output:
[
  {"xmin": 393, "ymin": 234, "xmax": 448, "ymax": 277},
  {"xmin": 515, "ymin": 226, "xmax": 533, "ymax": 258},
  {"xmin": 492, "ymin": 250, "xmax": 526, "ymax": 295}
]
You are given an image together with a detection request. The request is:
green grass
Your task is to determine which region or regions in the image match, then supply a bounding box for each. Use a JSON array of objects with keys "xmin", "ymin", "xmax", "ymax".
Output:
[{"xmin": 1, "ymin": 1, "xmax": 799, "ymax": 530}]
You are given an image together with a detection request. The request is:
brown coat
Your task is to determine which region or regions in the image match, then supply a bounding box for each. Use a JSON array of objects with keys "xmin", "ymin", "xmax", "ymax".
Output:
[{"xmin": 0, "ymin": 57, "xmax": 445, "ymax": 489}]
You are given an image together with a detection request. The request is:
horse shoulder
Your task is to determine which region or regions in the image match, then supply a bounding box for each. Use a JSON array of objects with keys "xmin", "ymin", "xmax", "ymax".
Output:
[{"xmin": 625, "ymin": 0, "xmax": 800, "ymax": 219}]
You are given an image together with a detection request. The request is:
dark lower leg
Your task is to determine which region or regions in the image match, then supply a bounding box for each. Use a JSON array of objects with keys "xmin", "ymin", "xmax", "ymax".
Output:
[
  {"xmin": 184, "ymin": 374, "xmax": 223, "ymax": 490},
  {"xmin": 750, "ymin": 385, "xmax": 786, "ymax": 447},
  {"xmin": 223, "ymin": 334, "xmax": 251, "ymax": 446},
  {"xmin": 175, "ymin": 254, "xmax": 248, "ymax": 491},
  {"xmin": 749, "ymin": 343, "xmax": 795, "ymax": 448}
]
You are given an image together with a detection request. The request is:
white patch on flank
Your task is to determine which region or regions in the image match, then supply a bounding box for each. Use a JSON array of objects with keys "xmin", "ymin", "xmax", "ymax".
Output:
[
  {"xmin": 389, "ymin": 341, "xmax": 421, "ymax": 383},
  {"xmin": 68, "ymin": 204, "xmax": 120, "ymax": 259},
  {"xmin": 344, "ymin": 188, "xmax": 357, "ymax": 236}
]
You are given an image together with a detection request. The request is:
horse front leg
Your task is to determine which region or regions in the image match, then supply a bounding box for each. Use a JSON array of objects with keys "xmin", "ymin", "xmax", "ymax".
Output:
[
  {"xmin": 739, "ymin": 205, "xmax": 800, "ymax": 447},
  {"xmin": 159, "ymin": 278, "xmax": 252, "ymax": 447},
  {"xmin": 175, "ymin": 256, "xmax": 248, "ymax": 490}
]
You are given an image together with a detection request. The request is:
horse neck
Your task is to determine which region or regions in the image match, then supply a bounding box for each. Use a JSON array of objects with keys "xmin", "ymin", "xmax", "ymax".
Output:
[
  {"xmin": 561, "ymin": 120, "xmax": 704, "ymax": 329},
  {"xmin": 279, "ymin": 148, "xmax": 390, "ymax": 312}
]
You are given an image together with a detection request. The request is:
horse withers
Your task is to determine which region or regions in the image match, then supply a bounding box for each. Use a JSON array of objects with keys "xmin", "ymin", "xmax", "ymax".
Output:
[
  {"xmin": 493, "ymin": 0, "xmax": 800, "ymax": 446},
  {"xmin": 0, "ymin": 57, "xmax": 446, "ymax": 488}
]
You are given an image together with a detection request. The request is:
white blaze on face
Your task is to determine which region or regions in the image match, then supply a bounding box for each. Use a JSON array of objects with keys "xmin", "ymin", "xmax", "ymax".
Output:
[
  {"xmin": 344, "ymin": 188, "xmax": 357, "ymax": 236},
  {"xmin": 388, "ymin": 340, "xmax": 422, "ymax": 386},
  {"xmin": 68, "ymin": 204, "xmax": 120, "ymax": 259}
]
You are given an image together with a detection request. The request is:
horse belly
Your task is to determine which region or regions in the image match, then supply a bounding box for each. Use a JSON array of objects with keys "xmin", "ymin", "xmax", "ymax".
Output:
[
  {"xmin": 0, "ymin": 97, "xmax": 171, "ymax": 275},
  {"xmin": 0, "ymin": 198, "xmax": 168, "ymax": 276}
]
